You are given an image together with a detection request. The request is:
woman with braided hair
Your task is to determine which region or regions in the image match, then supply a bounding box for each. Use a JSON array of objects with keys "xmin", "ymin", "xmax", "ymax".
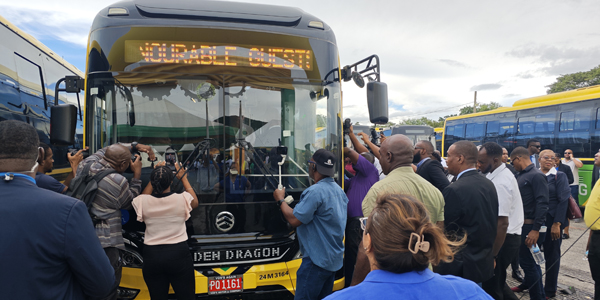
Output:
[
  {"xmin": 133, "ymin": 161, "xmax": 198, "ymax": 300},
  {"xmin": 325, "ymin": 194, "xmax": 491, "ymax": 300}
]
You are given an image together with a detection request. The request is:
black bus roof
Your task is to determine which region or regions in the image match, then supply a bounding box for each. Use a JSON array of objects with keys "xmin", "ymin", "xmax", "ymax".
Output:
[{"xmin": 91, "ymin": 0, "xmax": 336, "ymax": 43}]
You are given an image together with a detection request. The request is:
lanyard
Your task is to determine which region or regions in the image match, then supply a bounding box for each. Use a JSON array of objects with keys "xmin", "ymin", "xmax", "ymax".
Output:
[{"xmin": 0, "ymin": 172, "xmax": 36, "ymax": 184}]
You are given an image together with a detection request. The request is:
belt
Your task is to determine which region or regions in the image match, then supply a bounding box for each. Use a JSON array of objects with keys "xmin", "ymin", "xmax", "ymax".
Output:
[{"xmin": 523, "ymin": 219, "xmax": 534, "ymax": 224}]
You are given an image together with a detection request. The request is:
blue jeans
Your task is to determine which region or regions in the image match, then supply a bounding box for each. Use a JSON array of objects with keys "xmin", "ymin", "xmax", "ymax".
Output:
[
  {"xmin": 295, "ymin": 257, "xmax": 335, "ymax": 300},
  {"xmin": 518, "ymin": 224, "xmax": 546, "ymax": 300}
]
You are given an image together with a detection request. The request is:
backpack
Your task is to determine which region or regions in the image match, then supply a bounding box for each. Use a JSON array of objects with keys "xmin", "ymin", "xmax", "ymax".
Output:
[{"xmin": 68, "ymin": 163, "xmax": 117, "ymax": 225}]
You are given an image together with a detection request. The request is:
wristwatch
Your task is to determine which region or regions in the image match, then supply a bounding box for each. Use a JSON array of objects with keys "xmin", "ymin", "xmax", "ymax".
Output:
[
  {"xmin": 277, "ymin": 199, "xmax": 285, "ymax": 207},
  {"xmin": 131, "ymin": 141, "xmax": 138, "ymax": 150}
]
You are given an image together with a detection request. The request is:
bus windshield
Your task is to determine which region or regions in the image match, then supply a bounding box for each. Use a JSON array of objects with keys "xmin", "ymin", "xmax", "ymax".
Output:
[{"xmin": 88, "ymin": 73, "xmax": 341, "ymax": 200}]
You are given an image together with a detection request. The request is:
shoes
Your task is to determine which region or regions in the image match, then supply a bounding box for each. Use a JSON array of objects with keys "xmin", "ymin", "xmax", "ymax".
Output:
[
  {"xmin": 562, "ymin": 233, "xmax": 570, "ymax": 239},
  {"xmin": 511, "ymin": 286, "xmax": 526, "ymax": 293},
  {"xmin": 512, "ymin": 270, "xmax": 524, "ymax": 283},
  {"xmin": 546, "ymin": 292, "xmax": 556, "ymax": 299}
]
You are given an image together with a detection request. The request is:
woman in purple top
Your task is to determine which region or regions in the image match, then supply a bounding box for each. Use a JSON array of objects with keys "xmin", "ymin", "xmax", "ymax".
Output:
[
  {"xmin": 343, "ymin": 147, "xmax": 380, "ymax": 286},
  {"xmin": 326, "ymin": 194, "xmax": 492, "ymax": 300}
]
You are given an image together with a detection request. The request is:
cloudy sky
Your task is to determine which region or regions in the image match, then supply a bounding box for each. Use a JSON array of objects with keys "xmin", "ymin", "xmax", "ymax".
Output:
[{"xmin": 2, "ymin": 0, "xmax": 599, "ymax": 125}]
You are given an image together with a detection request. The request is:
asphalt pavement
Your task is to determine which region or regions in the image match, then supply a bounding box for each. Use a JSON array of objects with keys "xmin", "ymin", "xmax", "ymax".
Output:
[{"xmin": 507, "ymin": 218, "xmax": 595, "ymax": 299}]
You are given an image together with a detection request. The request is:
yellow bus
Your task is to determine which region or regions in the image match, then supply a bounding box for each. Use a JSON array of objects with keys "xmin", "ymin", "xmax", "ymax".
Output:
[
  {"xmin": 60, "ymin": 1, "xmax": 387, "ymax": 299},
  {"xmin": 443, "ymin": 85, "xmax": 600, "ymax": 205}
]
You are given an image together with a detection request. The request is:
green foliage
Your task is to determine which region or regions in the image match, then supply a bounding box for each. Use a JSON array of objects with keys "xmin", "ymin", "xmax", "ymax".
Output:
[
  {"xmin": 316, "ymin": 114, "xmax": 326, "ymax": 127},
  {"xmin": 546, "ymin": 64, "xmax": 600, "ymax": 94},
  {"xmin": 397, "ymin": 117, "xmax": 445, "ymax": 128},
  {"xmin": 459, "ymin": 102, "xmax": 502, "ymax": 115}
]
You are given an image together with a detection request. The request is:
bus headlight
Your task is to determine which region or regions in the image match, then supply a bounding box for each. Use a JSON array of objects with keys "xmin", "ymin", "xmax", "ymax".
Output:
[{"xmin": 121, "ymin": 248, "xmax": 143, "ymax": 268}]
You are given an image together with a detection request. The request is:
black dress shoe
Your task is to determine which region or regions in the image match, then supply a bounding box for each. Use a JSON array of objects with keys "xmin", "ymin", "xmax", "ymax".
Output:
[{"xmin": 512, "ymin": 270, "xmax": 524, "ymax": 282}]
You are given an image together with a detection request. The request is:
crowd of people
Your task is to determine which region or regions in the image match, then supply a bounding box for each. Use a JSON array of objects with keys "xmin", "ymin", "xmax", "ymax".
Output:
[{"xmin": 1, "ymin": 119, "xmax": 598, "ymax": 300}]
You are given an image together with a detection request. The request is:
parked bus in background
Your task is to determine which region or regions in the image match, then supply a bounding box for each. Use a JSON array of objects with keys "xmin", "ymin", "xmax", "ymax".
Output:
[
  {"xmin": 67, "ymin": 1, "xmax": 387, "ymax": 299},
  {"xmin": 390, "ymin": 125, "xmax": 436, "ymax": 149},
  {"xmin": 443, "ymin": 85, "xmax": 600, "ymax": 206},
  {"xmin": 0, "ymin": 15, "xmax": 83, "ymax": 182},
  {"xmin": 434, "ymin": 127, "xmax": 443, "ymax": 152}
]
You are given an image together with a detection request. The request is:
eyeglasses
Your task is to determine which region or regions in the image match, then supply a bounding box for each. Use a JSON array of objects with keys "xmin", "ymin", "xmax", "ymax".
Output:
[
  {"xmin": 307, "ymin": 160, "xmax": 316, "ymax": 165},
  {"xmin": 532, "ymin": 145, "xmax": 541, "ymax": 149},
  {"xmin": 511, "ymin": 156, "xmax": 521, "ymax": 163},
  {"xmin": 414, "ymin": 147, "xmax": 424, "ymax": 150},
  {"xmin": 564, "ymin": 152, "xmax": 572, "ymax": 154},
  {"xmin": 359, "ymin": 217, "xmax": 368, "ymax": 231}
]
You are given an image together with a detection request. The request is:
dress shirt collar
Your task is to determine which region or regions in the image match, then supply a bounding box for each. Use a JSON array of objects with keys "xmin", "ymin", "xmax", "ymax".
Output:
[
  {"xmin": 365, "ymin": 269, "xmax": 435, "ymax": 284},
  {"xmin": 542, "ymin": 167, "xmax": 557, "ymax": 176},
  {"xmin": 456, "ymin": 168, "xmax": 476, "ymax": 180},
  {"xmin": 486, "ymin": 163, "xmax": 506, "ymax": 181},
  {"xmin": 417, "ymin": 157, "xmax": 431, "ymax": 169}
]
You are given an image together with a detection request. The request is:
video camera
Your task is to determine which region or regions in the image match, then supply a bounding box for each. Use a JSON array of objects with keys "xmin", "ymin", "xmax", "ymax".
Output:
[{"xmin": 67, "ymin": 148, "xmax": 90, "ymax": 160}]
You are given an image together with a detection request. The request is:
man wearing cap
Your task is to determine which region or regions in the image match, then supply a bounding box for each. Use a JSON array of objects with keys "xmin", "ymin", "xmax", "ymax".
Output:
[{"xmin": 273, "ymin": 149, "xmax": 348, "ymax": 300}]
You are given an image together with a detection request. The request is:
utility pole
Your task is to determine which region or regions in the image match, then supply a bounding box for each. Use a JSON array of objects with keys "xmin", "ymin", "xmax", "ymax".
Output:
[{"xmin": 473, "ymin": 91, "xmax": 477, "ymax": 113}]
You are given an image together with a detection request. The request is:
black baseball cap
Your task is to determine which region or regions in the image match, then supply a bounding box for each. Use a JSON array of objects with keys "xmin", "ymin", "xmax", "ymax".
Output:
[{"xmin": 312, "ymin": 149, "xmax": 336, "ymax": 177}]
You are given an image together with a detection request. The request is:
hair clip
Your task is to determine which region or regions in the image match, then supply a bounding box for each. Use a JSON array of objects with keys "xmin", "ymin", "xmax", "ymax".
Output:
[{"xmin": 408, "ymin": 232, "xmax": 430, "ymax": 254}]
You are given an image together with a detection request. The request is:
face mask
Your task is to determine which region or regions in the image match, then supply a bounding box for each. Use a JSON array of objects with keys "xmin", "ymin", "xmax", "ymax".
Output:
[{"xmin": 230, "ymin": 170, "xmax": 238, "ymax": 175}]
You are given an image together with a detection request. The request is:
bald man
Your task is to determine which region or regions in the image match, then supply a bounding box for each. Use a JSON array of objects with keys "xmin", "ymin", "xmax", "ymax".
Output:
[
  {"xmin": 75, "ymin": 143, "xmax": 153, "ymax": 300},
  {"xmin": 414, "ymin": 140, "xmax": 449, "ymax": 192},
  {"xmin": 351, "ymin": 134, "xmax": 444, "ymax": 285}
]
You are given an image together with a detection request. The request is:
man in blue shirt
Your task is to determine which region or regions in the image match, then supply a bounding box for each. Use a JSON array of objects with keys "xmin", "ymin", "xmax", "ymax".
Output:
[
  {"xmin": 273, "ymin": 149, "xmax": 348, "ymax": 300},
  {"xmin": 0, "ymin": 120, "xmax": 114, "ymax": 299},
  {"xmin": 35, "ymin": 142, "xmax": 86, "ymax": 194}
]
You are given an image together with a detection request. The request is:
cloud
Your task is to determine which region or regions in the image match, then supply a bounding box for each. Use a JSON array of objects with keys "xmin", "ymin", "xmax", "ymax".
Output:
[
  {"xmin": 506, "ymin": 44, "xmax": 600, "ymax": 76},
  {"xmin": 503, "ymin": 94, "xmax": 520, "ymax": 98},
  {"xmin": 438, "ymin": 59, "xmax": 470, "ymax": 68},
  {"xmin": 516, "ymin": 71, "xmax": 535, "ymax": 79},
  {"xmin": 470, "ymin": 84, "xmax": 502, "ymax": 92}
]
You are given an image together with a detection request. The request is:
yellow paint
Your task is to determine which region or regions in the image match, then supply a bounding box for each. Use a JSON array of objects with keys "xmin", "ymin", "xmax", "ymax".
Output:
[{"xmin": 212, "ymin": 267, "xmax": 237, "ymax": 276}]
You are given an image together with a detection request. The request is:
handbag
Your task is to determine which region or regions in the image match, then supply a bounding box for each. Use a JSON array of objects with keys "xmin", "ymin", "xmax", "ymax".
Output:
[
  {"xmin": 567, "ymin": 195, "xmax": 583, "ymax": 220},
  {"xmin": 553, "ymin": 173, "xmax": 583, "ymax": 220}
]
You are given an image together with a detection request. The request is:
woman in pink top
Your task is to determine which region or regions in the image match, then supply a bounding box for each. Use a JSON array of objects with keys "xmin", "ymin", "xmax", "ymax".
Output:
[{"xmin": 133, "ymin": 162, "xmax": 199, "ymax": 300}]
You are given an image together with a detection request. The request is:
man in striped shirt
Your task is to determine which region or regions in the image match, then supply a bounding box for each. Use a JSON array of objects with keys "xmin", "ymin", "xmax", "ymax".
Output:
[{"xmin": 76, "ymin": 143, "xmax": 154, "ymax": 300}]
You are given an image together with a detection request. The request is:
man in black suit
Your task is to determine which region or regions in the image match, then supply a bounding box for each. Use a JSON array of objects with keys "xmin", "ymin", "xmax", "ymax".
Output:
[
  {"xmin": 437, "ymin": 140, "xmax": 499, "ymax": 284},
  {"xmin": 527, "ymin": 139, "xmax": 541, "ymax": 169},
  {"xmin": 414, "ymin": 140, "xmax": 449, "ymax": 192}
]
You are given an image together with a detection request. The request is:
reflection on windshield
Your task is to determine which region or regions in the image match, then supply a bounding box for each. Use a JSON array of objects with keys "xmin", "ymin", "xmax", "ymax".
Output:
[{"xmin": 89, "ymin": 74, "xmax": 341, "ymax": 203}]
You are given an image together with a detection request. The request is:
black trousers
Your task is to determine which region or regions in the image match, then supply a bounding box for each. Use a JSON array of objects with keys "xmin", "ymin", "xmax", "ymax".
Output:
[
  {"xmin": 95, "ymin": 247, "xmax": 122, "ymax": 300},
  {"xmin": 483, "ymin": 233, "xmax": 520, "ymax": 300},
  {"xmin": 589, "ymin": 231, "xmax": 600, "ymax": 300},
  {"xmin": 542, "ymin": 217, "xmax": 563, "ymax": 296},
  {"xmin": 344, "ymin": 217, "xmax": 363, "ymax": 287},
  {"xmin": 142, "ymin": 241, "xmax": 196, "ymax": 300}
]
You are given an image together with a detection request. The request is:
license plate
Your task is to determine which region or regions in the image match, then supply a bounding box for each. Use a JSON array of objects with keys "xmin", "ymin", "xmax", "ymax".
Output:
[{"xmin": 208, "ymin": 275, "xmax": 243, "ymax": 295}]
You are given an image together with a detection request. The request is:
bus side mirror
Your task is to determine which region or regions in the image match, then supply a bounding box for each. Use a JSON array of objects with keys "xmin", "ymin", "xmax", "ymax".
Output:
[
  {"xmin": 367, "ymin": 81, "xmax": 388, "ymax": 124},
  {"xmin": 50, "ymin": 104, "xmax": 77, "ymax": 146}
]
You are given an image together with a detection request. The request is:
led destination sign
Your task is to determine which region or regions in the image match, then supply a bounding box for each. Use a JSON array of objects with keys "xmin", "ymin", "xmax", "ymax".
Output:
[{"xmin": 124, "ymin": 40, "xmax": 313, "ymax": 70}]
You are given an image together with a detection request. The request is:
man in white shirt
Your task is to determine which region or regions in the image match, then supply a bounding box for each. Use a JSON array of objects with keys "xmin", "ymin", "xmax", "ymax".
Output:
[
  {"xmin": 479, "ymin": 142, "xmax": 524, "ymax": 300},
  {"xmin": 562, "ymin": 149, "xmax": 583, "ymax": 239}
]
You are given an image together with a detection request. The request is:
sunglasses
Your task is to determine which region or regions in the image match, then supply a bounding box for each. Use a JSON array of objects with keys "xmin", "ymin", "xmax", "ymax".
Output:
[
  {"xmin": 564, "ymin": 152, "xmax": 572, "ymax": 154},
  {"xmin": 532, "ymin": 145, "xmax": 541, "ymax": 149},
  {"xmin": 359, "ymin": 217, "xmax": 368, "ymax": 231}
]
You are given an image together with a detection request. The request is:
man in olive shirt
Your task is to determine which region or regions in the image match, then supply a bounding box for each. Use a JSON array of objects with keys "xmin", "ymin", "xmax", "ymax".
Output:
[
  {"xmin": 352, "ymin": 134, "xmax": 444, "ymax": 286},
  {"xmin": 585, "ymin": 149, "xmax": 600, "ymax": 300},
  {"xmin": 361, "ymin": 135, "xmax": 444, "ymax": 225}
]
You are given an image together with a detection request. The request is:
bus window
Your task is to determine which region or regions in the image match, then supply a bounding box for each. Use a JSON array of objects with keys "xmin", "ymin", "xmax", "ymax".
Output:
[
  {"xmin": 14, "ymin": 53, "xmax": 45, "ymax": 107},
  {"xmin": 535, "ymin": 113, "xmax": 555, "ymax": 132},
  {"xmin": 486, "ymin": 121, "xmax": 499, "ymax": 137},
  {"xmin": 560, "ymin": 111, "xmax": 575, "ymax": 131},
  {"xmin": 465, "ymin": 122, "xmax": 484, "ymax": 142},
  {"xmin": 597, "ymin": 108, "xmax": 600, "ymax": 129},
  {"xmin": 518, "ymin": 116, "xmax": 535, "ymax": 134}
]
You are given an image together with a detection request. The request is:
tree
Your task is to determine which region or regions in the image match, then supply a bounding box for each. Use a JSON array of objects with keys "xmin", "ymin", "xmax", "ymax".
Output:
[
  {"xmin": 459, "ymin": 102, "xmax": 502, "ymax": 115},
  {"xmin": 397, "ymin": 117, "xmax": 444, "ymax": 128},
  {"xmin": 546, "ymin": 64, "xmax": 600, "ymax": 94}
]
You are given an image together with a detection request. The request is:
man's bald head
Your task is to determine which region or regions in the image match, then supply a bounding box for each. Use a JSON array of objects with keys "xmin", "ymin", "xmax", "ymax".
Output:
[
  {"xmin": 379, "ymin": 134, "xmax": 413, "ymax": 174},
  {"xmin": 105, "ymin": 144, "xmax": 131, "ymax": 173},
  {"xmin": 417, "ymin": 140, "xmax": 434, "ymax": 154}
]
